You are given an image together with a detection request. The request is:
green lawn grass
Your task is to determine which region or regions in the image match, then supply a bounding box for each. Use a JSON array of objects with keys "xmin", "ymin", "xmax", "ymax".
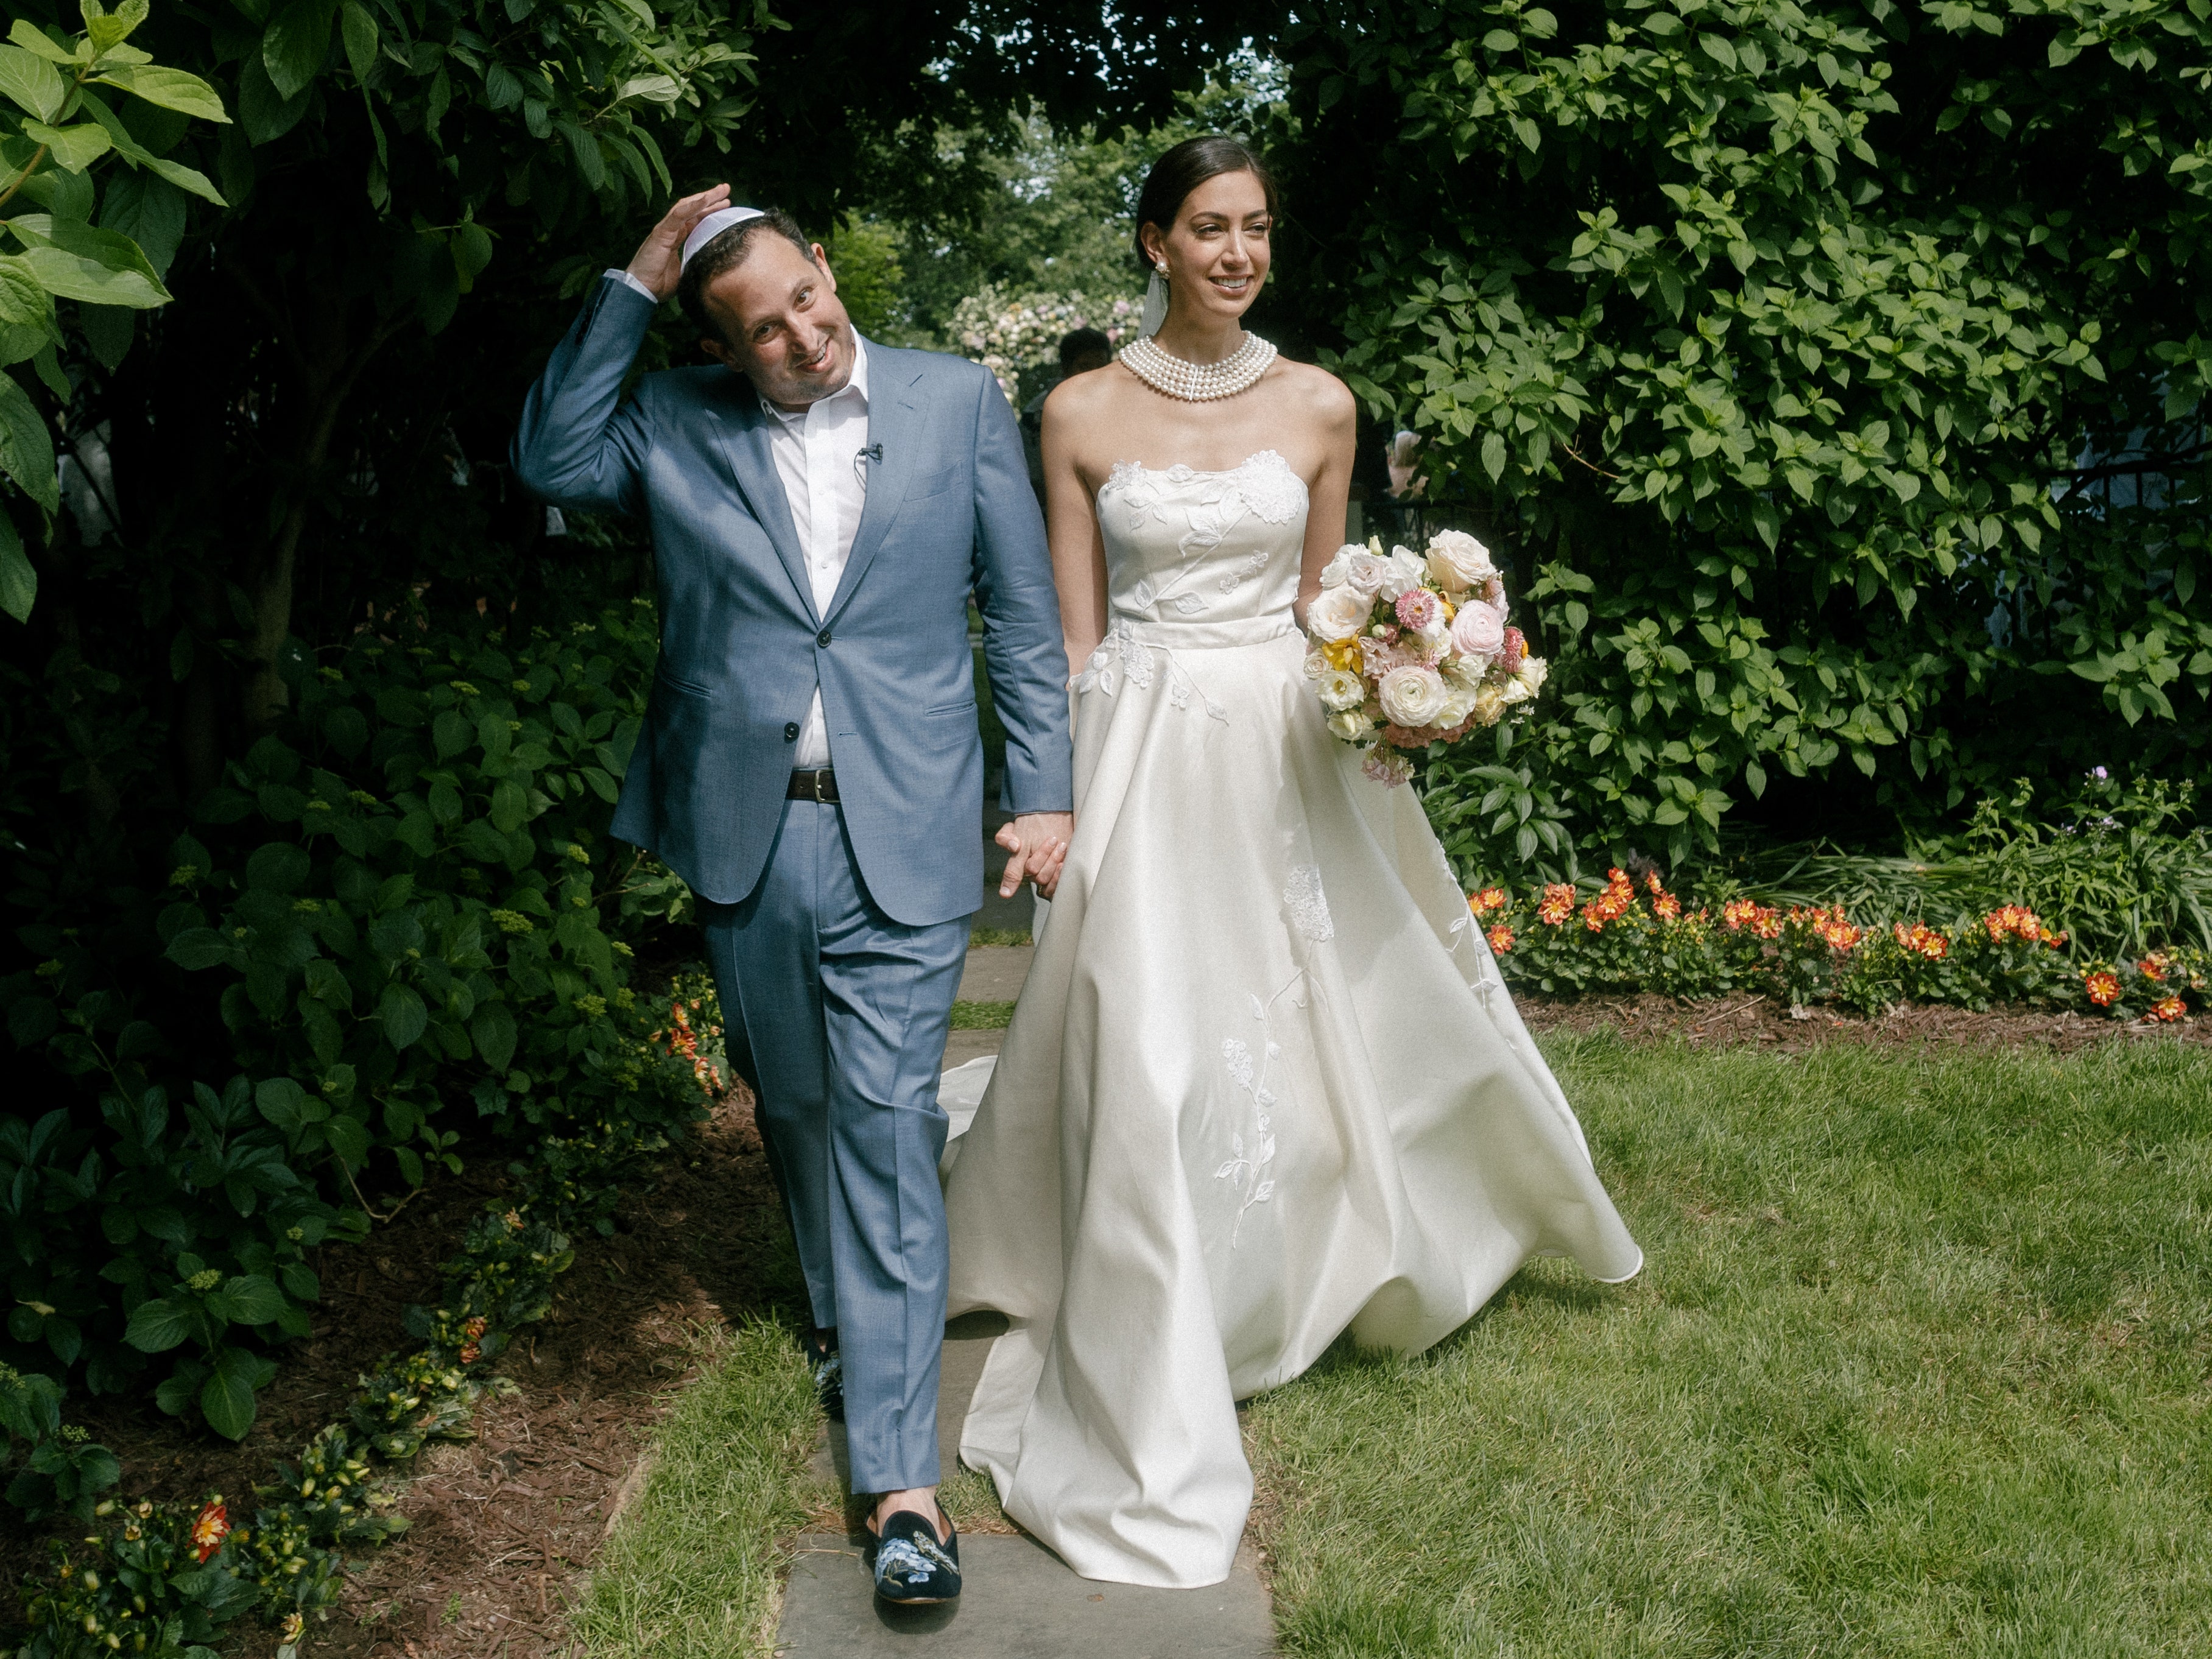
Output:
[
  {"xmin": 565, "ymin": 1319, "xmax": 818, "ymax": 1659},
  {"xmin": 1249, "ymin": 1037, "xmax": 2212, "ymax": 1657}
]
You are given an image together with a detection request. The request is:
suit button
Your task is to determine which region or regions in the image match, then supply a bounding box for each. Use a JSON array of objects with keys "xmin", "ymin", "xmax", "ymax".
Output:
[
  {"xmin": 817, "ymin": 629, "xmax": 833, "ymax": 647},
  {"xmin": 783, "ymin": 722, "xmax": 800, "ymax": 741}
]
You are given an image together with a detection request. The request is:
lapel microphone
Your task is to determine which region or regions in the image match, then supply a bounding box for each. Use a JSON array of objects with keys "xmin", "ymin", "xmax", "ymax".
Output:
[{"xmin": 853, "ymin": 442, "xmax": 883, "ymax": 490}]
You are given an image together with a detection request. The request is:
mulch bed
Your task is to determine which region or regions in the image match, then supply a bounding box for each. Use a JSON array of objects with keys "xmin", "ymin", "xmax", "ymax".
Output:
[
  {"xmin": 1516, "ymin": 992, "xmax": 2212, "ymax": 1054},
  {"xmin": 0, "ymin": 1082, "xmax": 791, "ymax": 1659}
]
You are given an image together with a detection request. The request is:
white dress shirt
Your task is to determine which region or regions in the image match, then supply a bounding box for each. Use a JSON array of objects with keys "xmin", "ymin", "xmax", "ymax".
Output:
[
  {"xmin": 761, "ymin": 336, "xmax": 870, "ymax": 767},
  {"xmin": 602, "ymin": 270, "xmax": 869, "ymax": 769}
]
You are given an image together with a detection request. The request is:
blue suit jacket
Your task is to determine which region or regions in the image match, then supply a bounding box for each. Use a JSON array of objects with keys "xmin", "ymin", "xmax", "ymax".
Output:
[{"xmin": 512, "ymin": 276, "xmax": 1073, "ymax": 926}]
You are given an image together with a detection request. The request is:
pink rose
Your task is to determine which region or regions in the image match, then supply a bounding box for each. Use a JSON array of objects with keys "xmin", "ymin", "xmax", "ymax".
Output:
[
  {"xmin": 1449, "ymin": 599, "xmax": 1506, "ymax": 660},
  {"xmin": 1394, "ymin": 589, "xmax": 1440, "ymax": 632}
]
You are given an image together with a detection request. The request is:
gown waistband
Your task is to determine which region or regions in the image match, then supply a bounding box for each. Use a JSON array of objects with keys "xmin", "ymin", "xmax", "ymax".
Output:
[{"xmin": 1104, "ymin": 612, "xmax": 1302, "ymax": 653}]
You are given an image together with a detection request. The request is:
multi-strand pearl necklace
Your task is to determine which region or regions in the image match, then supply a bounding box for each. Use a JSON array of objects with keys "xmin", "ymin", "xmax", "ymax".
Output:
[{"xmin": 1119, "ymin": 331, "xmax": 1278, "ymax": 402}]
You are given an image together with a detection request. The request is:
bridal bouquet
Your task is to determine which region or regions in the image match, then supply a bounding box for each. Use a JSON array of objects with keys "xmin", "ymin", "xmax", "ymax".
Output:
[{"xmin": 1302, "ymin": 530, "xmax": 1546, "ymax": 787}]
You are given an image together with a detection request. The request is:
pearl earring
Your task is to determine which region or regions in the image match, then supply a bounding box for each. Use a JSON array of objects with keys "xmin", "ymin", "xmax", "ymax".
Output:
[{"xmin": 1155, "ymin": 261, "xmax": 1169, "ymax": 274}]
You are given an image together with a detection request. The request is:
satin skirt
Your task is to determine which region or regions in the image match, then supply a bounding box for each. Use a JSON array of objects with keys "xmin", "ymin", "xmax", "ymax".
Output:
[{"xmin": 940, "ymin": 625, "xmax": 1643, "ymax": 1588}]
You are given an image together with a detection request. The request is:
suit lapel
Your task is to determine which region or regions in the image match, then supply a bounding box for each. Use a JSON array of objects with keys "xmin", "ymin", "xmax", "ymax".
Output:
[
  {"xmin": 707, "ymin": 390, "xmax": 817, "ymax": 626},
  {"xmin": 823, "ymin": 355, "xmax": 925, "ymax": 627}
]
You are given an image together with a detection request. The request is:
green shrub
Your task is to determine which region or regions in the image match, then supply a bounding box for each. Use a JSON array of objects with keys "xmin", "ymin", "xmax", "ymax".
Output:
[
  {"xmin": 0, "ymin": 602, "xmax": 697, "ymax": 1444},
  {"xmin": 1281, "ymin": 0, "xmax": 2212, "ymax": 868}
]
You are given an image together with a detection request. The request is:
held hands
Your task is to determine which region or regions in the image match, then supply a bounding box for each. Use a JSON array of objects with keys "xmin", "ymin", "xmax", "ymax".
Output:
[
  {"xmin": 625, "ymin": 183, "xmax": 731, "ymax": 301},
  {"xmin": 997, "ymin": 813, "xmax": 1073, "ymax": 901}
]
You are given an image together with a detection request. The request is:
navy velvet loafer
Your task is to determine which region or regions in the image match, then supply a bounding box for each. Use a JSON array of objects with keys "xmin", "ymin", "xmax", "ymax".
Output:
[
  {"xmin": 811, "ymin": 1347, "xmax": 844, "ymax": 1424},
  {"xmin": 870, "ymin": 1508, "xmax": 960, "ymax": 1604}
]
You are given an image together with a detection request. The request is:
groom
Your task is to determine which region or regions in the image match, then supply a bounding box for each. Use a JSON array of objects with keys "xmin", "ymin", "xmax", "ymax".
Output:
[{"xmin": 513, "ymin": 186, "xmax": 1073, "ymax": 1602}]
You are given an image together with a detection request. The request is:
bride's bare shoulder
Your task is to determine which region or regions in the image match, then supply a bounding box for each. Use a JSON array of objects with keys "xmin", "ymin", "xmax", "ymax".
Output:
[
  {"xmin": 1269, "ymin": 358, "xmax": 1357, "ymax": 425},
  {"xmin": 1042, "ymin": 362, "xmax": 1129, "ymax": 427}
]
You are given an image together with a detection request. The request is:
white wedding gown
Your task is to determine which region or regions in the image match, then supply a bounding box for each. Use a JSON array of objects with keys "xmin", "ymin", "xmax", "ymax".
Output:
[{"xmin": 939, "ymin": 449, "xmax": 1643, "ymax": 1589}]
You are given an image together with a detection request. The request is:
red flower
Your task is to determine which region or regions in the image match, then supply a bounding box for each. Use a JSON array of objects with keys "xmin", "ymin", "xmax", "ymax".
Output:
[
  {"xmin": 1722, "ymin": 898, "xmax": 1782, "ymax": 939},
  {"xmin": 2138, "ymin": 954, "xmax": 2168, "ymax": 982},
  {"xmin": 1486, "ymin": 924, "xmax": 1515, "ymax": 954},
  {"xmin": 1892, "ymin": 921, "xmax": 1949, "ymax": 960},
  {"xmin": 1653, "ymin": 893, "xmax": 1683, "ymax": 921},
  {"xmin": 190, "ymin": 1500, "xmax": 230, "ymax": 1563},
  {"xmin": 1467, "ymin": 887, "xmax": 1509, "ymax": 917},
  {"xmin": 2083, "ymin": 970, "xmax": 2121, "ymax": 1008},
  {"xmin": 1537, "ymin": 883, "xmax": 1576, "ymax": 926},
  {"xmin": 1982, "ymin": 905, "xmax": 2045, "ymax": 943},
  {"xmin": 1499, "ymin": 627, "xmax": 1526, "ymax": 673},
  {"xmin": 2149, "ymin": 995, "xmax": 2187, "ymax": 1023}
]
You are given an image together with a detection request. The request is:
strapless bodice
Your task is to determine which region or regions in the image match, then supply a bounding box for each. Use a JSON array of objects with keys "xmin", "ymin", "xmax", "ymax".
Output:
[{"xmin": 1094, "ymin": 451, "xmax": 1309, "ymax": 649}]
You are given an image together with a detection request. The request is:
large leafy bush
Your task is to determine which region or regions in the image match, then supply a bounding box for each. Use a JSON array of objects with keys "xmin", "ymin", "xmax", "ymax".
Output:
[
  {"xmin": 1278, "ymin": 0, "xmax": 2211, "ymax": 869},
  {"xmin": 0, "ymin": 602, "xmax": 691, "ymax": 1441}
]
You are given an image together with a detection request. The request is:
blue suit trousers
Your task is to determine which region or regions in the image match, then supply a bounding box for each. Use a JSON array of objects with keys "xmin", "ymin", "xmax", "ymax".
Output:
[{"xmin": 699, "ymin": 797, "xmax": 968, "ymax": 1493}]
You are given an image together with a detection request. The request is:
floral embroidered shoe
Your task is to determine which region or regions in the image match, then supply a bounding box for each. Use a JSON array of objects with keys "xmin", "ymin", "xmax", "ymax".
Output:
[
  {"xmin": 811, "ymin": 1347, "xmax": 844, "ymax": 1424},
  {"xmin": 870, "ymin": 1508, "xmax": 960, "ymax": 1604}
]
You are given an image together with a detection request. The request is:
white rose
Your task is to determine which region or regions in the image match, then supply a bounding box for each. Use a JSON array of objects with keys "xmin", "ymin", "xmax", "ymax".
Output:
[
  {"xmin": 1314, "ymin": 666, "xmax": 1367, "ymax": 711},
  {"xmin": 1427, "ymin": 529, "xmax": 1495, "ymax": 590},
  {"xmin": 1342, "ymin": 550, "xmax": 1393, "ymax": 594},
  {"xmin": 1470, "ymin": 682, "xmax": 1507, "ymax": 727},
  {"xmin": 1435, "ymin": 682, "xmax": 1478, "ymax": 728},
  {"xmin": 1516, "ymin": 654, "xmax": 1549, "ymax": 697},
  {"xmin": 1441, "ymin": 653, "xmax": 1490, "ymax": 691},
  {"xmin": 1307, "ymin": 584, "xmax": 1374, "ymax": 644},
  {"xmin": 1327, "ymin": 706, "xmax": 1376, "ymax": 741},
  {"xmin": 1318, "ymin": 544, "xmax": 1365, "ymax": 589},
  {"xmin": 1377, "ymin": 664, "xmax": 1451, "ymax": 728},
  {"xmin": 1376, "ymin": 547, "xmax": 1427, "ymax": 601},
  {"xmin": 1498, "ymin": 675, "xmax": 1533, "ymax": 706}
]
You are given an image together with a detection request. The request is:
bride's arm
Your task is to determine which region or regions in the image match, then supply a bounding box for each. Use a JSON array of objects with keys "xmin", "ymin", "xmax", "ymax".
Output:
[
  {"xmin": 1040, "ymin": 383, "xmax": 1111, "ymax": 680},
  {"xmin": 1294, "ymin": 373, "xmax": 1360, "ymax": 628}
]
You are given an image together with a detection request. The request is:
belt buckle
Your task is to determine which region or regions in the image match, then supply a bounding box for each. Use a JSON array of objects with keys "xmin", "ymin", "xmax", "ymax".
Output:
[{"xmin": 798, "ymin": 768, "xmax": 831, "ymax": 803}]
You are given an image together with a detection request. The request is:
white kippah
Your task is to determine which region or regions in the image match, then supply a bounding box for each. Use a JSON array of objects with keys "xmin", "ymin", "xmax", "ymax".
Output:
[{"xmin": 680, "ymin": 205, "xmax": 766, "ymax": 271}]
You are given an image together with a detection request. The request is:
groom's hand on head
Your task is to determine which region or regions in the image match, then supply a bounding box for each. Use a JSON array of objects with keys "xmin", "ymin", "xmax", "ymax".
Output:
[
  {"xmin": 625, "ymin": 184, "xmax": 733, "ymax": 301},
  {"xmin": 997, "ymin": 814, "xmax": 1073, "ymax": 902}
]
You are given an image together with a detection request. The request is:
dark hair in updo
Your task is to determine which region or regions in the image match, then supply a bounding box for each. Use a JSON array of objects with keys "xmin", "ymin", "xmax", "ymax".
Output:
[{"xmin": 1130, "ymin": 135, "xmax": 1279, "ymax": 275}]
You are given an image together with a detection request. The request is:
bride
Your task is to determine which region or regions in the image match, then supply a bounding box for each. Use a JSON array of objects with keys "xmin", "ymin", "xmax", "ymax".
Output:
[{"xmin": 940, "ymin": 136, "xmax": 1643, "ymax": 1590}]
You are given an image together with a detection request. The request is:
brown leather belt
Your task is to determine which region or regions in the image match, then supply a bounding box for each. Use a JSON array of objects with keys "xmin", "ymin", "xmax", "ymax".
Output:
[{"xmin": 787, "ymin": 767, "xmax": 839, "ymax": 803}]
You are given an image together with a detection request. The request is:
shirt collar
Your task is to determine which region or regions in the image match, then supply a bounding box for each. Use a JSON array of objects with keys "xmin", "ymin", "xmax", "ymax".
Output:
[{"xmin": 765, "ymin": 332, "xmax": 869, "ymax": 426}]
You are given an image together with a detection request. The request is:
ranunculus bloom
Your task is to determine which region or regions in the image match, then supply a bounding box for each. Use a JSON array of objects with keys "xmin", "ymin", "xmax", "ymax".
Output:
[
  {"xmin": 1342, "ymin": 550, "xmax": 1393, "ymax": 594},
  {"xmin": 1314, "ymin": 666, "xmax": 1367, "ymax": 710},
  {"xmin": 1377, "ymin": 664, "xmax": 1450, "ymax": 727},
  {"xmin": 1426, "ymin": 529, "xmax": 1496, "ymax": 591},
  {"xmin": 1307, "ymin": 583, "xmax": 1373, "ymax": 643},
  {"xmin": 1448, "ymin": 599, "xmax": 1506, "ymax": 660}
]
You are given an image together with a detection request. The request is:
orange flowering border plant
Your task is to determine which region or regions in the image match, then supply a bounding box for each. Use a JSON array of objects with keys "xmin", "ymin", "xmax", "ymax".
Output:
[{"xmin": 1467, "ymin": 873, "xmax": 2207, "ymax": 1021}]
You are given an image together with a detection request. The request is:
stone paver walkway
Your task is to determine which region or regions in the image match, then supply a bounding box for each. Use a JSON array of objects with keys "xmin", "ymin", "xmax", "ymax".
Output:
[{"xmin": 780, "ymin": 935, "xmax": 1276, "ymax": 1654}]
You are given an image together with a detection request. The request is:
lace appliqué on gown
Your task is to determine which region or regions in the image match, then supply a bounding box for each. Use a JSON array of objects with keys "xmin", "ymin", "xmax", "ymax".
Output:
[
  {"xmin": 1102, "ymin": 453, "xmax": 1309, "ymax": 614},
  {"xmin": 1213, "ymin": 867, "xmax": 1333, "ymax": 1245},
  {"xmin": 1075, "ymin": 621, "xmax": 1228, "ymax": 724}
]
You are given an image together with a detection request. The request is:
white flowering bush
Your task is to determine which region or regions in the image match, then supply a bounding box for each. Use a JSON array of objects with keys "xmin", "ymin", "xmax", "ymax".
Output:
[{"xmin": 949, "ymin": 286, "xmax": 1139, "ymax": 401}]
